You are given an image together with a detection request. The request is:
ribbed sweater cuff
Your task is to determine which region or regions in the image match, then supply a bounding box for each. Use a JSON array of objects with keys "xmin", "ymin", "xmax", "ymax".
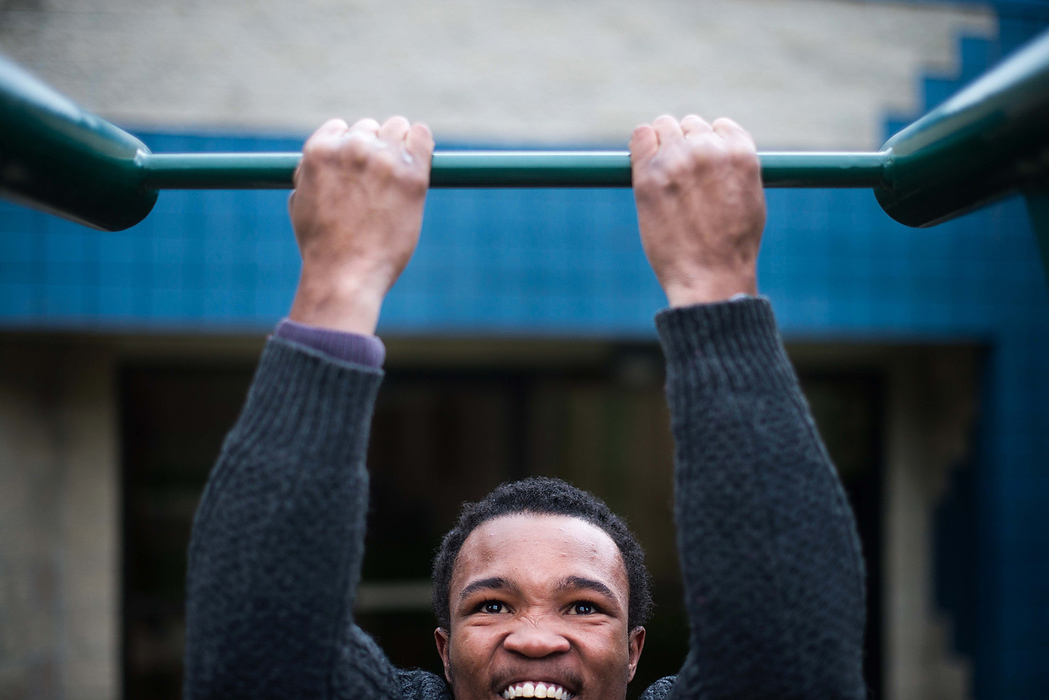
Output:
[
  {"xmin": 274, "ymin": 318, "xmax": 386, "ymax": 368},
  {"xmin": 654, "ymin": 297, "xmax": 792, "ymax": 389},
  {"xmin": 228, "ymin": 337, "xmax": 384, "ymax": 468}
]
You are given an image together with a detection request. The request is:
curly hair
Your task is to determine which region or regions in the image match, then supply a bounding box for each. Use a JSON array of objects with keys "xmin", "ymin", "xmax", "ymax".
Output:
[{"xmin": 431, "ymin": 476, "xmax": 653, "ymax": 631}]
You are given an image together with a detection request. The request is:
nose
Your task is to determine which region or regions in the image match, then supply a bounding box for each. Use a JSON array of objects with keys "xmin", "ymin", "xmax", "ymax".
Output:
[{"xmin": 503, "ymin": 620, "xmax": 571, "ymax": 658}]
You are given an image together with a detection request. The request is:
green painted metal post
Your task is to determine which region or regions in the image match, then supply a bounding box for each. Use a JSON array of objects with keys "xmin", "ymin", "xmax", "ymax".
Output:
[
  {"xmin": 0, "ymin": 55, "xmax": 157, "ymax": 231},
  {"xmin": 874, "ymin": 28, "xmax": 1049, "ymax": 228}
]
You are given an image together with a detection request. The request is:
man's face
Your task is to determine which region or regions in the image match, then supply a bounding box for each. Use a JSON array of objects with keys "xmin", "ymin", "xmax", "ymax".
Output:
[{"xmin": 435, "ymin": 514, "xmax": 645, "ymax": 700}]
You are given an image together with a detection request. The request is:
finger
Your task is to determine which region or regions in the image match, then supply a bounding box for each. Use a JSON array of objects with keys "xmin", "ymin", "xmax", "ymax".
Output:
[
  {"xmin": 303, "ymin": 119, "xmax": 350, "ymax": 154},
  {"xmin": 681, "ymin": 114, "xmax": 713, "ymax": 141},
  {"xmin": 313, "ymin": 118, "xmax": 350, "ymax": 140},
  {"xmin": 349, "ymin": 117, "xmax": 381, "ymax": 137},
  {"xmin": 712, "ymin": 117, "xmax": 757, "ymax": 150},
  {"xmin": 405, "ymin": 122, "xmax": 435, "ymax": 164},
  {"xmin": 379, "ymin": 115, "xmax": 411, "ymax": 146},
  {"xmin": 652, "ymin": 115, "xmax": 684, "ymax": 146},
  {"xmin": 629, "ymin": 124, "xmax": 659, "ymax": 165}
]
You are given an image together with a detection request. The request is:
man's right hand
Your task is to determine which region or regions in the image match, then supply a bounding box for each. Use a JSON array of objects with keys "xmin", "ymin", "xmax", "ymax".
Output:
[
  {"xmin": 630, "ymin": 114, "xmax": 766, "ymax": 307},
  {"xmin": 288, "ymin": 117, "xmax": 434, "ymax": 335}
]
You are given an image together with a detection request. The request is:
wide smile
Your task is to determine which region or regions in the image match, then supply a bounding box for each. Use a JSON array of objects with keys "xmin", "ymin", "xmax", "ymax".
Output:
[{"xmin": 500, "ymin": 681, "xmax": 575, "ymax": 699}]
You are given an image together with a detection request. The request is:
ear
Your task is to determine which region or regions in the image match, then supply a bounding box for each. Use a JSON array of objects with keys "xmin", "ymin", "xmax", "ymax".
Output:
[
  {"xmin": 626, "ymin": 627, "xmax": 646, "ymax": 682},
  {"xmin": 434, "ymin": 627, "xmax": 453, "ymax": 683}
]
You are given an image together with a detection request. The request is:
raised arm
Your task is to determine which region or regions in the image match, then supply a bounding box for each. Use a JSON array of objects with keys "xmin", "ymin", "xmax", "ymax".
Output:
[
  {"xmin": 183, "ymin": 117, "xmax": 434, "ymax": 699},
  {"xmin": 631, "ymin": 116, "xmax": 866, "ymax": 699}
]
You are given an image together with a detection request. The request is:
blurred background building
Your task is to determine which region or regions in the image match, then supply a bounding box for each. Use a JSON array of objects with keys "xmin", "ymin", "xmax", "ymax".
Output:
[{"xmin": 2, "ymin": 1, "xmax": 1049, "ymax": 698}]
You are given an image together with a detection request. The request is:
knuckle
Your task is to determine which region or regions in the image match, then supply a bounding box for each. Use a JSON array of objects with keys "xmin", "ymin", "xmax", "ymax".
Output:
[
  {"xmin": 301, "ymin": 148, "xmax": 343, "ymax": 178},
  {"xmin": 662, "ymin": 153, "xmax": 692, "ymax": 180},
  {"xmin": 302, "ymin": 137, "xmax": 335, "ymax": 161},
  {"xmin": 352, "ymin": 118, "xmax": 380, "ymax": 131},
  {"xmin": 728, "ymin": 145, "xmax": 759, "ymax": 171},
  {"xmin": 631, "ymin": 169, "xmax": 661, "ymax": 197},
  {"xmin": 702, "ymin": 145, "xmax": 730, "ymax": 168},
  {"xmin": 405, "ymin": 170, "xmax": 430, "ymax": 194},
  {"xmin": 682, "ymin": 114, "xmax": 708, "ymax": 130},
  {"xmin": 344, "ymin": 137, "xmax": 372, "ymax": 165},
  {"xmin": 370, "ymin": 148, "xmax": 398, "ymax": 174},
  {"xmin": 636, "ymin": 167, "xmax": 674, "ymax": 195}
]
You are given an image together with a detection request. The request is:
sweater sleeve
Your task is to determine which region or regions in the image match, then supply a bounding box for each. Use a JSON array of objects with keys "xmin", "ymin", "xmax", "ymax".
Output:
[
  {"xmin": 655, "ymin": 299, "xmax": 866, "ymax": 700},
  {"xmin": 182, "ymin": 337, "xmax": 404, "ymax": 700}
]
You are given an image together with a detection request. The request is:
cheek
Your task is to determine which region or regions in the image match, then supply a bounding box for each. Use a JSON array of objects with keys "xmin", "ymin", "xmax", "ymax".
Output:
[
  {"xmin": 578, "ymin": 625, "xmax": 632, "ymax": 670},
  {"xmin": 449, "ymin": 625, "xmax": 499, "ymax": 672}
]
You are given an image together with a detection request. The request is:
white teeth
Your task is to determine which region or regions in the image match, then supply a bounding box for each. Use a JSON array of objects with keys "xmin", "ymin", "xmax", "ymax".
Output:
[{"xmin": 502, "ymin": 683, "xmax": 571, "ymax": 700}]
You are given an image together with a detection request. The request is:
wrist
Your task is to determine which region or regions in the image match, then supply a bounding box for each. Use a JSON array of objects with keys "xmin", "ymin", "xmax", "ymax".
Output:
[
  {"xmin": 663, "ymin": 271, "xmax": 757, "ymax": 307},
  {"xmin": 289, "ymin": 268, "xmax": 387, "ymax": 335}
]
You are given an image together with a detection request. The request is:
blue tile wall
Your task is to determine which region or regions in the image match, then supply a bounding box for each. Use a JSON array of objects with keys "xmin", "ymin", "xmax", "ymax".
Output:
[
  {"xmin": 3, "ymin": 153, "xmax": 1043, "ymax": 340},
  {"xmin": 2, "ymin": 8, "xmax": 1049, "ymax": 700},
  {"xmin": 924, "ymin": 8, "xmax": 1049, "ymax": 699}
]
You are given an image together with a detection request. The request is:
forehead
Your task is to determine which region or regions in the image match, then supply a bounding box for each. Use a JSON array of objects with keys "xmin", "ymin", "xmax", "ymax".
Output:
[{"xmin": 451, "ymin": 513, "xmax": 628, "ymax": 596}]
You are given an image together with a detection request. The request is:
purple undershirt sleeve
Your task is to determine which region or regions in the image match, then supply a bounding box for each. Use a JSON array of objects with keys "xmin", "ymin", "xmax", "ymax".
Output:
[
  {"xmin": 272, "ymin": 295, "xmax": 748, "ymax": 369},
  {"xmin": 273, "ymin": 318, "xmax": 386, "ymax": 368}
]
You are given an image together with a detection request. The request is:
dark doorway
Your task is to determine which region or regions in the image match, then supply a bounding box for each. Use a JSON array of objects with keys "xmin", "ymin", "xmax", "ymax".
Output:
[
  {"xmin": 799, "ymin": 372, "xmax": 885, "ymax": 699},
  {"xmin": 120, "ymin": 363, "xmax": 256, "ymax": 700},
  {"xmin": 119, "ymin": 350, "xmax": 884, "ymax": 700}
]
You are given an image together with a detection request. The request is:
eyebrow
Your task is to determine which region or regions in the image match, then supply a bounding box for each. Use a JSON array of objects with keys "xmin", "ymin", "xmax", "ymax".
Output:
[
  {"xmin": 556, "ymin": 575, "xmax": 620, "ymax": 605},
  {"xmin": 458, "ymin": 576, "xmax": 517, "ymax": 602}
]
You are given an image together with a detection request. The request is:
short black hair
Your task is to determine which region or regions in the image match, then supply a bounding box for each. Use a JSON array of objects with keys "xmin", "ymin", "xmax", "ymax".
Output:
[{"xmin": 432, "ymin": 476, "xmax": 653, "ymax": 631}]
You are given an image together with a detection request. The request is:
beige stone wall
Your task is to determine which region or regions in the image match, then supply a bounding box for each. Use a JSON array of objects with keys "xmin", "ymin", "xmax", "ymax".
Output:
[
  {"xmin": 0, "ymin": 333, "xmax": 264, "ymax": 699},
  {"xmin": 790, "ymin": 342, "xmax": 981, "ymax": 700},
  {"xmin": 0, "ymin": 0, "xmax": 992, "ymax": 148},
  {"xmin": 0, "ymin": 343, "xmax": 119, "ymax": 700},
  {"xmin": 884, "ymin": 348, "xmax": 980, "ymax": 700}
]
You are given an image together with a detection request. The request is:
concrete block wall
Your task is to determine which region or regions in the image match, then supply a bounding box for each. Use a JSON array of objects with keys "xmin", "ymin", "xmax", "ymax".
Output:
[
  {"xmin": 0, "ymin": 344, "xmax": 119, "ymax": 700},
  {"xmin": 0, "ymin": 0, "xmax": 992, "ymax": 149}
]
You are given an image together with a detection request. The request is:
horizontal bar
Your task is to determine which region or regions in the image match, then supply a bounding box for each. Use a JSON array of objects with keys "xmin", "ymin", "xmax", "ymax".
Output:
[
  {"xmin": 7, "ymin": 29, "xmax": 1048, "ymax": 230},
  {"xmin": 140, "ymin": 150, "xmax": 892, "ymax": 190},
  {"xmin": 141, "ymin": 153, "xmax": 301, "ymax": 189},
  {"xmin": 431, "ymin": 151, "xmax": 631, "ymax": 188}
]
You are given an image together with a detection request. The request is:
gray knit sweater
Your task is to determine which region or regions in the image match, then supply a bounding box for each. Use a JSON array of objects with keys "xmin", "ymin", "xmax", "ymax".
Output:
[{"xmin": 183, "ymin": 299, "xmax": 866, "ymax": 700}]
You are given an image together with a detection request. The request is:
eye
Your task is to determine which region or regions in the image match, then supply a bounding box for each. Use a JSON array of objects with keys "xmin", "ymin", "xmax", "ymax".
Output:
[
  {"xmin": 569, "ymin": 601, "xmax": 597, "ymax": 615},
  {"xmin": 481, "ymin": 600, "xmax": 507, "ymax": 614}
]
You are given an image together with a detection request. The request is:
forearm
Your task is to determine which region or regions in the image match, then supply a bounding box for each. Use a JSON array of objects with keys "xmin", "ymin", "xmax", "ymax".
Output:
[
  {"xmin": 183, "ymin": 338, "xmax": 384, "ymax": 698},
  {"xmin": 658, "ymin": 299, "xmax": 865, "ymax": 700}
]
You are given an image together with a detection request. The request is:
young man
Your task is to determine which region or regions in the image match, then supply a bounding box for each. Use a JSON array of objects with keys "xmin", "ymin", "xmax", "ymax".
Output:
[{"xmin": 182, "ymin": 115, "xmax": 867, "ymax": 700}]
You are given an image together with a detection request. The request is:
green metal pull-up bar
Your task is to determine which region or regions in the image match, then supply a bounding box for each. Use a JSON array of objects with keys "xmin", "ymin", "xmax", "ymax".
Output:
[
  {"xmin": 138, "ymin": 150, "xmax": 891, "ymax": 191},
  {"xmin": 1, "ymin": 29, "xmax": 1049, "ymax": 238}
]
